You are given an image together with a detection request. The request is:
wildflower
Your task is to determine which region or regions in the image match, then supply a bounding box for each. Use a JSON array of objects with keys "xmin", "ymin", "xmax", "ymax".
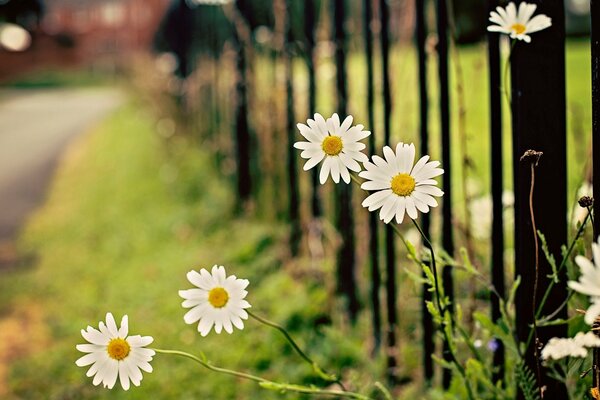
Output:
[
  {"xmin": 579, "ymin": 196, "xmax": 594, "ymax": 209},
  {"xmin": 295, "ymin": 113, "xmax": 370, "ymax": 184},
  {"xmin": 541, "ymin": 332, "xmax": 600, "ymax": 361},
  {"xmin": 359, "ymin": 143, "xmax": 444, "ymax": 224},
  {"xmin": 568, "ymin": 237, "xmax": 600, "ymax": 324},
  {"xmin": 487, "ymin": 2, "xmax": 552, "ymax": 43},
  {"xmin": 76, "ymin": 313, "xmax": 155, "ymax": 390},
  {"xmin": 179, "ymin": 265, "xmax": 251, "ymax": 336}
]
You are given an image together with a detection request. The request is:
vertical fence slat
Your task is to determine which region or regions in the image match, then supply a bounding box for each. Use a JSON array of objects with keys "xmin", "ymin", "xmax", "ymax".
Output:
[
  {"xmin": 486, "ymin": 0, "xmax": 505, "ymax": 382},
  {"xmin": 363, "ymin": 0, "xmax": 382, "ymax": 354},
  {"xmin": 511, "ymin": 1, "xmax": 567, "ymax": 397},
  {"xmin": 304, "ymin": 0, "xmax": 322, "ymax": 218},
  {"xmin": 333, "ymin": 0, "xmax": 360, "ymax": 322},
  {"xmin": 232, "ymin": 3, "xmax": 252, "ymax": 209},
  {"xmin": 435, "ymin": 0, "xmax": 455, "ymax": 388},
  {"xmin": 284, "ymin": 0, "xmax": 300, "ymax": 256},
  {"xmin": 415, "ymin": 0, "xmax": 434, "ymax": 383},
  {"xmin": 592, "ymin": 0, "xmax": 599, "ymax": 387},
  {"xmin": 379, "ymin": 0, "xmax": 398, "ymax": 383}
]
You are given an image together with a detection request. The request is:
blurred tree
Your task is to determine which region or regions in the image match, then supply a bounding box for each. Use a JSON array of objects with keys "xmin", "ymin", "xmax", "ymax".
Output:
[{"xmin": 0, "ymin": 0, "xmax": 44, "ymax": 29}]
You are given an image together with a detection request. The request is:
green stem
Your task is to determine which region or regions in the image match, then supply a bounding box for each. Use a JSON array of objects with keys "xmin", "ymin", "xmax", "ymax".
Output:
[
  {"xmin": 501, "ymin": 41, "xmax": 516, "ymax": 106},
  {"xmin": 411, "ymin": 218, "xmax": 474, "ymax": 400},
  {"xmin": 152, "ymin": 349, "xmax": 372, "ymax": 400},
  {"xmin": 247, "ymin": 311, "xmax": 338, "ymax": 383},
  {"xmin": 351, "ymin": 171, "xmax": 474, "ymax": 398},
  {"xmin": 526, "ymin": 209, "xmax": 592, "ymax": 349},
  {"xmin": 411, "ymin": 219, "xmax": 443, "ymax": 315}
]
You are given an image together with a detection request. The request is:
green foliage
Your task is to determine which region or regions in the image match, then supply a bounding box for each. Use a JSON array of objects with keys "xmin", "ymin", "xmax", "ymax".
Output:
[
  {"xmin": 538, "ymin": 231, "xmax": 558, "ymax": 282},
  {"xmin": 515, "ymin": 363, "xmax": 541, "ymax": 400}
]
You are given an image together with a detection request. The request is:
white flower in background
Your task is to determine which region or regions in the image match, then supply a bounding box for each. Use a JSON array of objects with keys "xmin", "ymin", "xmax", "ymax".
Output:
[
  {"xmin": 487, "ymin": 2, "xmax": 552, "ymax": 43},
  {"xmin": 179, "ymin": 265, "xmax": 251, "ymax": 336},
  {"xmin": 359, "ymin": 143, "xmax": 444, "ymax": 224},
  {"xmin": 295, "ymin": 113, "xmax": 370, "ymax": 184},
  {"xmin": 76, "ymin": 313, "xmax": 155, "ymax": 390},
  {"xmin": 542, "ymin": 337, "xmax": 587, "ymax": 360},
  {"xmin": 541, "ymin": 332, "xmax": 600, "ymax": 361},
  {"xmin": 568, "ymin": 237, "xmax": 600, "ymax": 324},
  {"xmin": 470, "ymin": 191, "xmax": 514, "ymax": 239}
]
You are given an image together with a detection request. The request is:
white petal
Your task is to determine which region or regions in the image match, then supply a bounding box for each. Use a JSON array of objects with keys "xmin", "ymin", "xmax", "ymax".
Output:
[
  {"xmin": 585, "ymin": 301, "xmax": 600, "ymax": 325},
  {"xmin": 118, "ymin": 315, "xmax": 128, "ymax": 338},
  {"xmin": 362, "ymin": 190, "xmax": 392, "ymax": 210},
  {"xmin": 76, "ymin": 352, "xmax": 101, "ymax": 367},
  {"xmin": 319, "ymin": 157, "xmax": 332, "ymax": 184},
  {"xmin": 415, "ymin": 185, "xmax": 444, "ymax": 197},
  {"xmin": 395, "ymin": 197, "xmax": 406, "ymax": 224},
  {"xmin": 405, "ymin": 196, "xmax": 418, "ymax": 219},
  {"xmin": 119, "ymin": 361, "xmax": 131, "ymax": 390},
  {"xmin": 526, "ymin": 15, "xmax": 552, "ymax": 34},
  {"xmin": 303, "ymin": 153, "xmax": 326, "ymax": 171},
  {"xmin": 81, "ymin": 327, "xmax": 109, "ymax": 346},
  {"xmin": 331, "ymin": 157, "xmax": 341, "ymax": 183},
  {"xmin": 105, "ymin": 313, "xmax": 119, "ymax": 338},
  {"xmin": 104, "ymin": 359, "xmax": 119, "ymax": 389},
  {"xmin": 340, "ymin": 115, "xmax": 353, "ymax": 132}
]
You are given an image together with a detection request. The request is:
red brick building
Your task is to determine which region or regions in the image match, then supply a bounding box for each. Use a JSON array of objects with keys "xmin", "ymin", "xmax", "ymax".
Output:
[{"xmin": 1, "ymin": 0, "xmax": 171, "ymax": 82}]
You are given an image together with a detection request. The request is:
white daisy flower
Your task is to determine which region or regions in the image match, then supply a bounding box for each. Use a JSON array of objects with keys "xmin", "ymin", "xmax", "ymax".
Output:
[
  {"xmin": 294, "ymin": 113, "xmax": 370, "ymax": 184},
  {"xmin": 179, "ymin": 265, "xmax": 251, "ymax": 336},
  {"xmin": 541, "ymin": 332, "xmax": 600, "ymax": 361},
  {"xmin": 359, "ymin": 143, "xmax": 444, "ymax": 224},
  {"xmin": 487, "ymin": 2, "xmax": 552, "ymax": 43},
  {"xmin": 541, "ymin": 337, "xmax": 587, "ymax": 361},
  {"xmin": 568, "ymin": 237, "xmax": 600, "ymax": 324},
  {"xmin": 75, "ymin": 313, "xmax": 155, "ymax": 390}
]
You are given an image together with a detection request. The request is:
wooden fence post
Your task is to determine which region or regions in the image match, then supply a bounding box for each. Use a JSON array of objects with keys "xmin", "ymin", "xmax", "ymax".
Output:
[
  {"xmin": 232, "ymin": 2, "xmax": 252, "ymax": 210},
  {"xmin": 304, "ymin": 0, "xmax": 322, "ymax": 219},
  {"xmin": 511, "ymin": 1, "xmax": 567, "ymax": 397},
  {"xmin": 486, "ymin": 0, "xmax": 506, "ymax": 383},
  {"xmin": 363, "ymin": 0, "xmax": 382, "ymax": 355},
  {"xmin": 379, "ymin": 0, "xmax": 399, "ymax": 383},
  {"xmin": 284, "ymin": 0, "xmax": 300, "ymax": 256},
  {"xmin": 435, "ymin": 0, "xmax": 455, "ymax": 388},
  {"xmin": 592, "ymin": 0, "xmax": 599, "ymax": 389},
  {"xmin": 415, "ymin": 0, "xmax": 434, "ymax": 383},
  {"xmin": 333, "ymin": 0, "xmax": 360, "ymax": 322}
]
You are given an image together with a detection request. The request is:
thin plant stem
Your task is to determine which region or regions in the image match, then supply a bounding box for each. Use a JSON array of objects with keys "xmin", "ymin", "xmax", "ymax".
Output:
[
  {"xmin": 152, "ymin": 349, "xmax": 372, "ymax": 399},
  {"xmin": 247, "ymin": 310, "xmax": 340, "ymax": 384},
  {"xmin": 525, "ymin": 159, "xmax": 543, "ymax": 395},
  {"xmin": 502, "ymin": 41, "xmax": 517, "ymax": 106},
  {"xmin": 412, "ymin": 219, "xmax": 474, "ymax": 400},
  {"xmin": 350, "ymin": 172, "xmax": 474, "ymax": 399},
  {"xmin": 525, "ymin": 208, "xmax": 592, "ymax": 348},
  {"xmin": 411, "ymin": 219, "xmax": 443, "ymax": 315}
]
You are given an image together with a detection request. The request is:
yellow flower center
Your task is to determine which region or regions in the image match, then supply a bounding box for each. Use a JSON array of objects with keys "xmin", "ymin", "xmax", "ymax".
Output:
[
  {"xmin": 390, "ymin": 173, "xmax": 416, "ymax": 196},
  {"xmin": 510, "ymin": 23, "xmax": 526, "ymax": 35},
  {"xmin": 107, "ymin": 338, "xmax": 130, "ymax": 361},
  {"xmin": 321, "ymin": 136, "xmax": 343, "ymax": 156},
  {"xmin": 208, "ymin": 287, "xmax": 229, "ymax": 308}
]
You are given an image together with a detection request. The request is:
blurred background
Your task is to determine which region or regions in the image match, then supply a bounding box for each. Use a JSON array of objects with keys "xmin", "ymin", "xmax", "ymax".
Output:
[{"xmin": 0, "ymin": 0, "xmax": 594, "ymax": 399}]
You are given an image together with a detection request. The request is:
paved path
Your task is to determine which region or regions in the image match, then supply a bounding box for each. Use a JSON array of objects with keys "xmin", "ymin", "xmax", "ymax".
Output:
[{"xmin": 0, "ymin": 88, "xmax": 123, "ymax": 255}]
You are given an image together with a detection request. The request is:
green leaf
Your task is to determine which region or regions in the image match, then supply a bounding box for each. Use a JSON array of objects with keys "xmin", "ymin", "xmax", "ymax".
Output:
[{"xmin": 538, "ymin": 230, "xmax": 558, "ymax": 282}]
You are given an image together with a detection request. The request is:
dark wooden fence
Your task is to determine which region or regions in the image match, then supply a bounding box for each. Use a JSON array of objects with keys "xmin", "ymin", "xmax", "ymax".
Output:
[{"xmin": 160, "ymin": 0, "xmax": 596, "ymax": 394}]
